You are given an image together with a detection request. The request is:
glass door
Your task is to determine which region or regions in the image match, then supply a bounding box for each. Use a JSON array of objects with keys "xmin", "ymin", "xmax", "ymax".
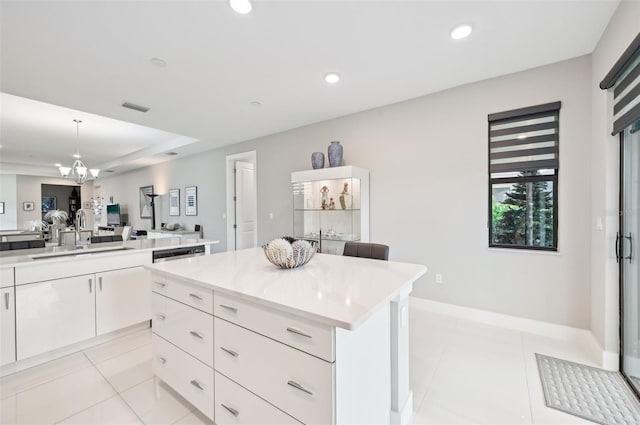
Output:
[{"xmin": 621, "ymin": 123, "xmax": 640, "ymax": 393}]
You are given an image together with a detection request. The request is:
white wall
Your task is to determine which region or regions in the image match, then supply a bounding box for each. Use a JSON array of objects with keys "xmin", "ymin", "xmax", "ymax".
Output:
[
  {"xmin": 0, "ymin": 174, "xmax": 18, "ymax": 230},
  {"xmin": 590, "ymin": 0, "xmax": 640, "ymax": 362},
  {"xmin": 99, "ymin": 55, "xmax": 593, "ymax": 329}
]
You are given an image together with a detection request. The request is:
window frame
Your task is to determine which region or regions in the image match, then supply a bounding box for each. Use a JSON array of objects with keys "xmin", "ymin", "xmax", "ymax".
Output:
[{"xmin": 488, "ymin": 104, "xmax": 560, "ymax": 251}]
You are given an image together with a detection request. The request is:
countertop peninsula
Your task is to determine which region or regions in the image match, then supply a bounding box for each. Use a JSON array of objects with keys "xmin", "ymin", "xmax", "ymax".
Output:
[{"xmin": 146, "ymin": 247, "xmax": 426, "ymax": 330}]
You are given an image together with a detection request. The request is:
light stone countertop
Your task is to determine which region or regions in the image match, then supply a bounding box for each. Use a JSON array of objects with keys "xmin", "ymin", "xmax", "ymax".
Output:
[
  {"xmin": 0, "ymin": 238, "xmax": 219, "ymax": 268},
  {"xmin": 146, "ymin": 247, "xmax": 427, "ymax": 330}
]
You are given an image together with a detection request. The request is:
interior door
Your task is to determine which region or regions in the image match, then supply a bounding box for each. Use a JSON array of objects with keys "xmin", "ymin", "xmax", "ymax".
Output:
[
  {"xmin": 234, "ymin": 160, "xmax": 256, "ymax": 250},
  {"xmin": 621, "ymin": 124, "xmax": 640, "ymax": 393}
]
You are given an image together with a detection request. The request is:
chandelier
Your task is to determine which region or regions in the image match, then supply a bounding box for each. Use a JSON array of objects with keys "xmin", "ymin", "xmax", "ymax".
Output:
[{"xmin": 58, "ymin": 119, "xmax": 100, "ymax": 184}]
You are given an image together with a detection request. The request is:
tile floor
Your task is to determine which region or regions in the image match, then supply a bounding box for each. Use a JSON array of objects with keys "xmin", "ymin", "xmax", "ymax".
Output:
[{"xmin": 1, "ymin": 300, "xmax": 601, "ymax": 425}]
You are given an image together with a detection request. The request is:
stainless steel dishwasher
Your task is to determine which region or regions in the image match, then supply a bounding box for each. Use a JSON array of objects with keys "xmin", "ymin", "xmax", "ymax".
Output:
[{"xmin": 152, "ymin": 245, "xmax": 206, "ymax": 262}]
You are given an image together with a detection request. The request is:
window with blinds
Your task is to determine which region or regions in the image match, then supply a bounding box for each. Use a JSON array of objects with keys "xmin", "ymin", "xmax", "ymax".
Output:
[{"xmin": 488, "ymin": 101, "xmax": 560, "ymax": 251}]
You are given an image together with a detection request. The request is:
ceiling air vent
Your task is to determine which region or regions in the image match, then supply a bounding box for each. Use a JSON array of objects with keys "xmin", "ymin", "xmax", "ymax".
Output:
[
  {"xmin": 122, "ymin": 102, "xmax": 150, "ymax": 113},
  {"xmin": 166, "ymin": 152, "xmax": 179, "ymax": 156}
]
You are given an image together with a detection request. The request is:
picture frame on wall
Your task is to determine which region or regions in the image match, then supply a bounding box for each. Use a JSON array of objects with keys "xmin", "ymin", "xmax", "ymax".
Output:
[
  {"xmin": 41, "ymin": 196, "xmax": 57, "ymax": 212},
  {"xmin": 83, "ymin": 201, "xmax": 91, "ymax": 209},
  {"xmin": 0, "ymin": 202, "xmax": 4, "ymax": 214},
  {"xmin": 23, "ymin": 201, "xmax": 34, "ymax": 211},
  {"xmin": 139, "ymin": 185, "xmax": 154, "ymax": 218},
  {"xmin": 169, "ymin": 189, "xmax": 180, "ymax": 216},
  {"xmin": 185, "ymin": 186, "xmax": 197, "ymax": 216}
]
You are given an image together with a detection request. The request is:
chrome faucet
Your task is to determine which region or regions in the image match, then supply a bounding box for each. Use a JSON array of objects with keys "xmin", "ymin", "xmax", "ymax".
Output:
[{"xmin": 76, "ymin": 209, "xmax": 86, "ymax": 246}]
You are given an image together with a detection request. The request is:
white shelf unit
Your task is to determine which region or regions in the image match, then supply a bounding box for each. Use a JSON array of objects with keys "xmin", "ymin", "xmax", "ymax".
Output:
[{"xmin": 291, "ymin": 166, "xmax": 369, "ymax": 255}]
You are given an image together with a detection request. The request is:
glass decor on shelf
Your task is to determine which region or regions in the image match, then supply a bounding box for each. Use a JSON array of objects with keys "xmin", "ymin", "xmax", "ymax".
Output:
[{"xmin": 291, "ymin": 165, "xmax": 369, "ymax": 255}]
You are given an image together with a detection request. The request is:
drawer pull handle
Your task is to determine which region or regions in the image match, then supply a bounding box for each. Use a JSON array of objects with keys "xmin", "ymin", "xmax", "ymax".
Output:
[
  {"xmin": 158, "ymin": 356, "xmax": 167, "ymax": 364},
  {"xmin": 189, "ymin": 293, "xmax": 204, "ymax": 301},
  {"xmin": 220, "ymin": 346, "xmax": 238, "ymax": 357},
  {"xmin": 287, "ymin": 380, "xmax": 313, "ymax": 395},
  {"xmin": 286, "ymin": 327, "xmax": 313, "ymax": 339},
  {"xmin": 4, "ymin": 292, "xmax": 9, "ymax": 310},
  {"xmin": 155, "ymin": 282, "xmax": 166, "ymax": 287},
  {"xmin": 98, "ymin": 276, "xmax": 103, "ymax": 291},
  {"xmin": 190, "ymin": 380, "xmax": 204, "ymax": 390},
  {"xmin": 189, "ymin": 330, "xmax": 204, "ymax": 339},
  {"xmin": 219, "ymin": 304, "xmax": 238, "ymax": 313},
  {"xmin": 156, "ymin": 314, "xmax": 166, "ymax": 320},
  {"xmin": 221, "ymin": 403, "xmax": 239, "ymax": 417},
  {"xmin": 89, "ymin": 278, "xmax": 93, "ymax": 293}
]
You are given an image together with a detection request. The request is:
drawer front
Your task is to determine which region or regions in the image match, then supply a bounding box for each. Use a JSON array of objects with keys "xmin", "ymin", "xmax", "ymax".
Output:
[
  {"xmin": 215, "ymin": 371, "xmax": 302, "ymax": 425},
  {"xmin": 214, "ymin": 318, "xmax": 334, "ymax": 425},
  {"xmin": 166, "ymin": 276, "xmax": 213, "ymax": 314},
  {"xmin": 214, "ymin": 292, "xmax": 334, "ymax": 362},
  {"xmin": 151, "ymin": 292, "xmax": 167, "ymax": 333},
  {"xmin": 150, "ymin": 273, "xmax": 167, "ymax": 296},
  {"xmin": 154, "ymin": 296, "xmax": 213, "ymax": 367},
  {"xmin": 0, "ymin": 268, "xmax": 14, "ymax": 288},
  {"xmin": 152, "ymin": 334, "xmax": 214, "ymax": 420}
]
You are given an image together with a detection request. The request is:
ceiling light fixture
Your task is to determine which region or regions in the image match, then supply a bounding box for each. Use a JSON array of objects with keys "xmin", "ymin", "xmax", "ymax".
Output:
[
  {"xmin": 451, "ymin": 24, "xmax": 473, "ymax": 40},
  {"xmin": 229, "ymin": 0, "xmax": 252, "ymax": 14},
  {"xmin": 324, "ymin": 73, "xmax": 340, "ymax": 84},
  {"xmin": 250, "ymin": 101, "xmax": 262, "ymax": 107},
  {"xmin": 149, "ymin": 58, "xmax": 167, "ymax": 67},
  {"xmin": 58, "ymin": 119, "xmax": 99, "ymax": 185}
]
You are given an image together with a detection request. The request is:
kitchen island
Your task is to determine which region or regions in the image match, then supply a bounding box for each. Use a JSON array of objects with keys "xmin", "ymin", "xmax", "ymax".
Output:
[
  {"xmin": 0, "ymin": 238, "xmax": 219, "ymax": 376},
  {"xmin": 147, "ymin": 247, "xmax": 426, "ymax": 425}
]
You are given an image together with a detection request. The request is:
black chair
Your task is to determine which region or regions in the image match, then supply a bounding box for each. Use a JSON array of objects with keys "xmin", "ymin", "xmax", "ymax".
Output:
[{"xmin": 342, "ymin": 242, "xmax": 389, "ymax": 261}]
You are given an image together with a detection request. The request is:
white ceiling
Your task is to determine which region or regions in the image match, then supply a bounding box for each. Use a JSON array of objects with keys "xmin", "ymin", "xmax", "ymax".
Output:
[{"xmin": 0, "ymin": 0, "xmax": 619, "ymax": 177}]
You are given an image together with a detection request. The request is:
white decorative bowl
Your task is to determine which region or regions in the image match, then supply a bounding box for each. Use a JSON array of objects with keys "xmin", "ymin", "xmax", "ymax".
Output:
[{"xmin": 263, "ymin": 238, "xmax": 316, "ymax": 269}]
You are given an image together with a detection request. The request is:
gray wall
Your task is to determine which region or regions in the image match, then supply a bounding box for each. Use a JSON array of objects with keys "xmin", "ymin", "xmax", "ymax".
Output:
[
  {"xmin": 0, "ymin": 174, "xmax": 18, "ymax": 230},
  {"xmin": 98, "ymin": 55, "xmax": 593, "ymax": 329}
]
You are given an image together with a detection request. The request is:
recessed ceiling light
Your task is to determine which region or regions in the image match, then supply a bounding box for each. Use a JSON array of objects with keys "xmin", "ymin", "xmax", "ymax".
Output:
[
  {"xmin": 149, "ymin": 58, "xmax": 167, "ymax": 67},
  {"xmin": 250, "ymin": 101, "xmax": 262, "ymax": 107},
  {"xmin": 73, "ymin": 154, "xmax": 81, "ymax": 159},
  {"xmin": 55, "ymin": 163, "xmax": 61, "ymax": 167},
  {"xmin": 229, "ymin": 0, "xmax": 252, "ymax": 14},
  {"xmin": 324, "ymin": 73, "xmax": 340, "ymax": 84},
  {"xmin": 166, "ymin": 152, "xmax": 179, "ymax": 156},
  {"xmin": 451, "ymin": 24, "xmax": 472, "ymax": 40}
]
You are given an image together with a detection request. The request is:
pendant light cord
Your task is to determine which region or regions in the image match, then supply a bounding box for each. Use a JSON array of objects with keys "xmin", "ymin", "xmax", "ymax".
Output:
[{"xmin": 74, "ymin": 119, "xmax": 82, "ymax": 158}]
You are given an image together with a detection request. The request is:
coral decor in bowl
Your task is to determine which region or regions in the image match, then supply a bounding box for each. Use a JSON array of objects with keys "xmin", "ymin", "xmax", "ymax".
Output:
[{"xmin": 263, "ymin": 238, "xmax": 316, "ymax": 269}]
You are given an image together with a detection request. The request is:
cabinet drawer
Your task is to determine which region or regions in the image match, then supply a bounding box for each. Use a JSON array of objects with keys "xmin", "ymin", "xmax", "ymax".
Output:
[
  {"xmin": 151, "ymin": 292, "xmax": 167, "ymax": 333},
  {"xmin": 215, "ymin": 318, "xmax": 334, "ymax": 425},
  {"xmin": 165, "ymin": 276, "xmax": 213, "ymax": 314},
  {"xmin": 215, "ymin": 371, "xmax": 302, "ymax": 425},
  {"xmin": 214, "ymin": 292, "xmax": 334, "ymax": 362},
  {"xmin": 152, "ymin": 334, "xmax": 214, "ymax": 420},
  {"xmin": 150, "ymin": 273, "xmax": 167, "ymax": 296},
  {"xmin": 0, "ymin": 268, "xmax": 14, "ymax": 288},
  {"xmin": 153, "ymin": 295, "xmax": 213, "ymax": 367}
]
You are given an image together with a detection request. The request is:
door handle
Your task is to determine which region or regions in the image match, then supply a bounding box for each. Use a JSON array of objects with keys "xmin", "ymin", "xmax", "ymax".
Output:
[
  {"xmin": 287, "ymin": 380, "xmax": 313, "ymax": 395},
  {"xmin": 286, "ymin": 326, "xmax": 313, "ymax": 338},
  {"xmin": 89, "ymin": 278, "xmax": 93, "ymax": 293},
  {"xmin": 189, "ymin": 293, "xmax": 203, "ymax": 301},
  {"xmin": 190, "ymin": 380, "xmax": 204, "ymax": 391},
  {"xmin": 624, "ymin": 233, "xmax": 633, "ymax": 263},
  {"xmin": 158, "ymin": 356, "xmax": 167, "ymax": 364},
  {"xmin": 221, "ymin": 403, "xmax": 239, "ymax": 417},
  {"xmin": 4, "ymin": 292, "xmax": 9, "ymax": 310},
  {"xmin": 219, "ymin": 304, "xmax": 238, "ymax": 313},
  {"xmin": 189, "ymin": 330, "xmax": 204, "ymax": 339},
  {"xmin": 98, "ymin": 276, "xmax": 103, "ymax": 291},
  {"xmin": 156, "ymin": 314, "xmax": 166, "ymax": 321},
  {"xmin": 616, "ymin": 232, "xmax": 620, "ymax": 263},
  {"xmin": 220, "ymin": 346, "xmax": 238, "ymax": 357}
]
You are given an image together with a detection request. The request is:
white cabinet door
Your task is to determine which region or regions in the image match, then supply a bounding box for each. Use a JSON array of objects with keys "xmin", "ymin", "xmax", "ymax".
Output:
[
  {"xmin": 16, "ymin": 275, "xmax": 96, "ymax": 360},
  {"xmin": 1, "ymin": 287, "xmax": 16, "ymax": 366},
  {"xmin": 96, "ymin": 267, "xmax": 151, "ymax": 335}
]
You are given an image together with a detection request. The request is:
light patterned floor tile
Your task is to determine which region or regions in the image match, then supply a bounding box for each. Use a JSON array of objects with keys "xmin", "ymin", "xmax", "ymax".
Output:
[
  {"xmin": 94, "ymin": 344, "xmax": 153, "ymax": 392},
  {"xmin": 56, "ymin": 394, "xmax": 142, "ymax": 425},
  {"xmin": 84, "ymin": 328, "xmax": 152, "ymax": 365},
  {"xmin": 121, "ymin": 378, "xmax": 193, "ymax": 425},
  {"xmin": 0, "ymin": 365, "xmax": 116, "ymax": 424},
  {"xmin": 172, "ymin": 410, "xmax": 214, "ymax": 425},
  {"xmin": 0, "ymin": 352, "xmax": 93, "ymax": 400}
]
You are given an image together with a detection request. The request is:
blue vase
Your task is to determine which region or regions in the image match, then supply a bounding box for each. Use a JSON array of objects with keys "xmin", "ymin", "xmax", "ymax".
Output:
[
  {"xmin": 311, "ymin": 152, "xmax": 325, "ymax": 169},
  {"xmin": 328, "ymin": 141, "xmax": 343, "ymax": 167}
]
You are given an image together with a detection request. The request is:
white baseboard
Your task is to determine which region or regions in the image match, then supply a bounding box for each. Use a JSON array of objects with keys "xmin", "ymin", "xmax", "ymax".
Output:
[
  {"xmin": 390, "ymin": 390, "xmax": 413, "ymax": 425},
  {"xmin": 410, "ymin": 297, "xmax": 619, "ymax": 370}
]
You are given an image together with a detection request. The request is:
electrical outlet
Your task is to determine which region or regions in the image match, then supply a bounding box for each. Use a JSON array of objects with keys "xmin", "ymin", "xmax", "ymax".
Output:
[{"xmin": 435, "ymin": 274, "xmax": 443, "ymax": 284}]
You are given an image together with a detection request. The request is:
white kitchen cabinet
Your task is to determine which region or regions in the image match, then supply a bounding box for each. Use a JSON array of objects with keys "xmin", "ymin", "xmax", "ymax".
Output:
[
  {"xmin": 96, "ymin": 267, "xmax": 151, "ymax": 335},
  {"xmin": 1, "ymin": 287, "xmax": 16, "ymax": 366},
  {"xmin": 16, "ymin": 274, "xmax": 96, "ymax": 360}
]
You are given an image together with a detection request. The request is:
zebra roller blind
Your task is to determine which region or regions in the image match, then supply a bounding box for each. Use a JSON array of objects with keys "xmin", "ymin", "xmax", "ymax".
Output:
[
  {"xmin": 600, "ymin": 32, "xmax": 640, "ymax": 135},
  {"xmin": 488, "ymin": 102, "xmax": 560, "ymax": 174}
]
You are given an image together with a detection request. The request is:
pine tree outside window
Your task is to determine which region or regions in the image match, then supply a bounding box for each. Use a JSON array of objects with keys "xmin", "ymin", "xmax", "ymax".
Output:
[{"xmin": 488, "ymin": 102, "xmax": 560, "ymax": 251}]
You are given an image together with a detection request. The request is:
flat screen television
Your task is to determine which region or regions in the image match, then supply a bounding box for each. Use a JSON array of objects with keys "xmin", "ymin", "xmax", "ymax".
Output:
[{"xmin": 106, "ymin": 204, "xmax": 121, "ymax": 226}]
